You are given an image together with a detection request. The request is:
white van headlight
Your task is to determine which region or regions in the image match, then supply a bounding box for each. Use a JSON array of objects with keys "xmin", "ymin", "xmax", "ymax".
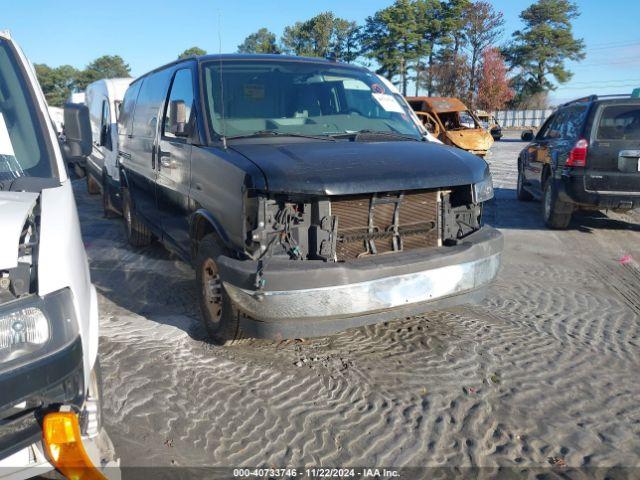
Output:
[
  {"xmin": 0, "ymin": 306, "xmax": 50, "ymax": 362},
  {"xmin": 0, "ymin": 289, "xmax": 79, "ymax": 369},
  {"xmin": 473, "ymin": 176, "xmax": 494, "ymax": 203}
]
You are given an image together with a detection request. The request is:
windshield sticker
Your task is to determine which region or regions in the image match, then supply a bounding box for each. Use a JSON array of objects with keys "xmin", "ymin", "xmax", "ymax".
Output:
[
  {"xmin": 372, "ymin": 93, "xmax": 405, "ymax": 113},
  {"xmin": 342, "ymin": 79, "xmax": 370, "ymax": 91},
  {"xmin": 0, "ymin": 114, "xmax": 15, "ymax": 156},
  {"xmin": 371, "ymin": 83, "xmax": 385, "ymax": 94},
  {"xmin": 244, "ymin": 84, "xmax": 265, "ymax": 101}
]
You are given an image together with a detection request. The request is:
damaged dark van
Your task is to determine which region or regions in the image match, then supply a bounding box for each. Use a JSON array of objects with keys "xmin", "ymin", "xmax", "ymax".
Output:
[{"xmin": 110, "ymin": 55, "xmax": 503, "ymax": 344}]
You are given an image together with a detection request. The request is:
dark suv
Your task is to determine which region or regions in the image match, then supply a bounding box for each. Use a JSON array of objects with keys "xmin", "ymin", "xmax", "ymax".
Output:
[
  {"xmin": 114, "ymin": 54, "xmax": 503, "ymax": 344},
  {"xmin": 517, "ymin": 94, "xmax": 640, "ymax": 228}
]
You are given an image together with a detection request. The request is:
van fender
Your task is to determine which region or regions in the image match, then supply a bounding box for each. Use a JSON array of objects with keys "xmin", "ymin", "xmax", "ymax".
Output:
[{"xmin": 189, "ymin": 209, "xmax": 231, "ymax": 254}]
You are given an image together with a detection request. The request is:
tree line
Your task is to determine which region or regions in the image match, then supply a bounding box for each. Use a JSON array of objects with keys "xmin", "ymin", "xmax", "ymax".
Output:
[
  {"xmin": 36, "ymin": 55, "xmax": 131, "ymax": 107},
  {"xmin": 233, "ymin": 0, "xmax": 584, "ymax": 111},
  {"xmin": 36, "ymin": 0, "xmax": 584, "ymax": 111}
]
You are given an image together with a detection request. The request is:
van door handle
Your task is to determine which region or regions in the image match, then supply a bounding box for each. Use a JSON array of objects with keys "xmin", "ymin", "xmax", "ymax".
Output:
[{"xmin": 158, "ymin": 149, "xmax": 172, "ymax": 169}]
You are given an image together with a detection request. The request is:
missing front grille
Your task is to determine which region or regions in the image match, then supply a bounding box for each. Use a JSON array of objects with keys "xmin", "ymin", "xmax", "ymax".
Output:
[{"xmin": 331, "ymin": 190, "xmax": 440, "ymax": 261}]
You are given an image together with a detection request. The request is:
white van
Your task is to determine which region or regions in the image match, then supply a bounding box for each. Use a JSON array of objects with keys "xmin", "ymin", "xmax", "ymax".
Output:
[
  {"xmin": 0, "ymin": 31, "xmax": 117, "ymax": 479},
  {"xmin": 83, "ymin": 78, "xmax": 132, "ymax": 216}
]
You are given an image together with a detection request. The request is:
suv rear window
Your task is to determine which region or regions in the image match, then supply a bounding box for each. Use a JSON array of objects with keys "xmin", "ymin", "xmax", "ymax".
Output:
[{"xmin": 596, "ymin": 104, "xmax": 640, "ymax": 140}]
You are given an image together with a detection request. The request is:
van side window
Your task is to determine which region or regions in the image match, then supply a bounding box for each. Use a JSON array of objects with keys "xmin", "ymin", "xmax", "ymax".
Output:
[
  {"xmin": 132, "ymin": 69, "xmax": 172, "ymax": 138},
  {"xmin": 119, "ymin": 81, "xmax": 142, "ymax": 137},
  {"xmin": 163, "ymin": 68, "xmax": 194, "ymax": 139},
  {"xmin": 100, "ymin": 100, "xmax": 111, "ymax": 150}
]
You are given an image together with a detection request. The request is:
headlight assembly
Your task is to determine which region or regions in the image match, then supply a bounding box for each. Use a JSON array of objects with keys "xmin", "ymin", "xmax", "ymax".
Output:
[
  {"xmin": 473, "ymin": 175, "xmax": 494, "ymax": 203},
  {"xmin": 0, "ymin": 306, "xmax": 50, "ymax": 362},
  {"xmin": 0, "ymin": 289, "xmax": 79, "ymax": 372}
]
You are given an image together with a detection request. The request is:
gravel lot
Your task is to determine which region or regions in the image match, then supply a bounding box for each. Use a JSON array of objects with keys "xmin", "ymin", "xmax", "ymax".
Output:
[{"xmin": 75, "ymin": 132, "xmax": 640, "ymax": 473}]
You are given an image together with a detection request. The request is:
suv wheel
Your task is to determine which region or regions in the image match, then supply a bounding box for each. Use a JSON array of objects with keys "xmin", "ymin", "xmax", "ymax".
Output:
[
  {"xmin": 516, "ymin": 163, "xmax": 533, "ymax": 201},
  {"xmin": 87, "ymin": 173, "xmax": 100, "ymax": 195},
  {"xmin": 122, "ymin": 188, "xmax": 152, "ymax": 246},
  {"xmin": 196, "ymin": 234, "xmax": 244, "ymax": 345},
  {"xmin": 102, "ymin": 172, "xmax": 118, "ymax": 218},
  {"xmin": 543, "ymin": 177, "xmax": 572, "ymax": 229}
]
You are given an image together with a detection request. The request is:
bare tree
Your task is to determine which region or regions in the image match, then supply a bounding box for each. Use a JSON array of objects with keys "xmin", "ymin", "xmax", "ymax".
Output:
[{"xmin": 463, "ymin": 1, "xmax": 504, "ymax": 106}]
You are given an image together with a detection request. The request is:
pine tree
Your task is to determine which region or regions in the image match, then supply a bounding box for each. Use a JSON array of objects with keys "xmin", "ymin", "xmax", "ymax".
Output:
[{"xmin": 505, "ymin": 0, "xmax": 585, "ymax": 102}]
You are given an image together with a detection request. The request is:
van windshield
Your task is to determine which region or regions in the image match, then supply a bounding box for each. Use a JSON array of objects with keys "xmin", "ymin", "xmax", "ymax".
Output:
[
  {"xmin": 0, "ymin": 39, "xmax": 54, "ymax": 183},
  {"xmin": 201, "ymin": 59, "xmax": 423, "ymax": 140}
]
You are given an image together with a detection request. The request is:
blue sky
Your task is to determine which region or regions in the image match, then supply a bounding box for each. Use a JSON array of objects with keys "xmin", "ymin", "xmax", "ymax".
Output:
[{"xmin": 4, "ymin": 0, "xmax": 640, "ymax": 105}]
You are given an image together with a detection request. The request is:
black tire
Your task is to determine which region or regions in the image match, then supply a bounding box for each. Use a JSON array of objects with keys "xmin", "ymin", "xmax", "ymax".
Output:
[
  {"xmin": 516, "ymin": 163, "xmax": 534, "ymax": 201},
  {"xmin": 122, "ymin": 188, "xmax": 152, "ymax": 246},
  {"xmin": 542, "ymin": 176, "xmax": 572, "ymax": 229},
  {"xmin": 87, "ymin": 173, "xmax": 100, "ymax": 195},
  {"xmin": 102, "ymin": 173, "xmax": 119, "ymax": 219},
  {"xmin": 195, "ymin": 234, "xmax": 245, "ymax": 345}
]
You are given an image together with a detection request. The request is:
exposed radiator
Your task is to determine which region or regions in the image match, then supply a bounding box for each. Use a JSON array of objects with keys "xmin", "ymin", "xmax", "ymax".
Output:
[{"xmin": 330, "ymin": 190, "xmax": 440, "ymax": 261}]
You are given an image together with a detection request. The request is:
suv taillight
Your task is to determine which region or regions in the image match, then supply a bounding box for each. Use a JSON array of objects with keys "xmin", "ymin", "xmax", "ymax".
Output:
[{"xmin": 567, "ymin": 139, "xmax": 588, "ymax": 167}]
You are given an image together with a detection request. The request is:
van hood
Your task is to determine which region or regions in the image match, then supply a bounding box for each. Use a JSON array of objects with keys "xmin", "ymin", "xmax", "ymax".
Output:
[
  {"xmin": 445, "ymin": 129, "xmax": 494, "ymax": 152},
  {"xmin": 230, "ymin": 140, "xmax": 488, "ymax": 195},
  {"xmin": 0, "ymin": 191, "xmax": 38, "ymax": 270}
]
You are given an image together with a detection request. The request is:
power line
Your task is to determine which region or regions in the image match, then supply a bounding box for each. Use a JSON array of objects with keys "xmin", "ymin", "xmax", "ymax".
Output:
[
  {"xmin": 585, "ymin": 40, "xmax": 640, "ymax": 51},
  {"xmin": 566, "ymin": 78, "xmax": 640, "ymax": 85}
]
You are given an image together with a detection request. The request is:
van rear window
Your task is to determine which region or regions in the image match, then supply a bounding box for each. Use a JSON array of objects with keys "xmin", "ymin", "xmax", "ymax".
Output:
[{"xmin": 596, "ymin": 104, "xmax": 640, "ymax": 140}]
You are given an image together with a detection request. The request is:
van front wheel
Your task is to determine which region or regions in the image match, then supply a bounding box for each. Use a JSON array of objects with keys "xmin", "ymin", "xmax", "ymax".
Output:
[
  {"xmin": 196, "ymin": 235, "xmax": 244, "ymax": 345},
  {"xmin": 122, "ymin": 188, "xmax": 152, "ymax": 246}
]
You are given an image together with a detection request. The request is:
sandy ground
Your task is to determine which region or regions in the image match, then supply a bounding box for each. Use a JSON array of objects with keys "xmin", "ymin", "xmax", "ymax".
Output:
[{"xmin": 74, "ymin": 132, "xmax": 640, "ymax": 473}]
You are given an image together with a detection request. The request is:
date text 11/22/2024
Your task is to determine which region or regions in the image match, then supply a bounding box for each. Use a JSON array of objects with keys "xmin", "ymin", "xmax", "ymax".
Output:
[{"xmin": 233, "ymin": 468, "xmax": 400, "ymax": 478}]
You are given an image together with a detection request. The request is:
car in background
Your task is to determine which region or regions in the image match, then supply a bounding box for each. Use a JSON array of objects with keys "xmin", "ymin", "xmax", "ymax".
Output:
[
  {"xmin": 376, "ymin": 75, "xmax": 442, "ymax": 144},
  {"xmin": 76, "ymin": 77, "xmax": 132, "ymax": 217},
  {"xmin": 0, "ymin": 31, "xmax": 117, "ymax": 479},
  {"xmin": 475, "ymin": 110, "xmax": 502, "ymax": 141},
  {"xmin": 406, "ymin": 96, "xmax": 494, "ymax": 157},
  {"xmin": 517, "ymin": 94, "xmax": 640, "ymax": 228},
  {"xmin": 97, "ymin": 54, "xmax": 503, "ymax": 345}
]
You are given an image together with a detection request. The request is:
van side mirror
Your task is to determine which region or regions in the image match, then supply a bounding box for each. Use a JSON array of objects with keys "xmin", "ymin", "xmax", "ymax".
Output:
[
  {"xmin": 63, "ymin": 103, "xmax": 92, "ymax": 159},
  {"xmin": 521, "ymin": 130, "xmax": 534, "ymax": 142},
  {"xmin": 170, "ymin": 100, "xmax": 190, "ymax": 137},
  {"xmin": 99, "ymin": 123, "xmax": 113, "ymax": 150}
]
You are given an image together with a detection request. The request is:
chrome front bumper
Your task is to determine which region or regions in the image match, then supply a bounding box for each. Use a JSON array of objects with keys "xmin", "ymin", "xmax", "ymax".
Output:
[{"xmin": 225, "ymin": 252, "xmax": 500, "ymax": 322}]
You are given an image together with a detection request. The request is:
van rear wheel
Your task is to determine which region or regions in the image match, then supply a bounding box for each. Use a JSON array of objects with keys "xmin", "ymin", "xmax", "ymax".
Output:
[
  {"xmin": 122, "ymin": 188, "xmax": 152, "ymax": 246},
  {"xmin": 196, "ymin": 235, "xmax": 244, "ymax": 345}
]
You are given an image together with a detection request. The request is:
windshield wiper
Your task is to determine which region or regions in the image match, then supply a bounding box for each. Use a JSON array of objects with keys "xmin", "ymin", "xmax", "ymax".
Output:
[
  {"xmin": 329, "ymin": 130, "xmax": 420, "ymax": 141},
  {"xmin": 225, "ymin": 130, "xmax": 335, "ymax": 141}
]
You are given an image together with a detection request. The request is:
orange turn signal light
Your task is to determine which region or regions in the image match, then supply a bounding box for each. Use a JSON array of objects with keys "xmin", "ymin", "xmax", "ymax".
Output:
[{"xmin": 42, "ymin": 412, "xmax": 107, "ymax": 480}]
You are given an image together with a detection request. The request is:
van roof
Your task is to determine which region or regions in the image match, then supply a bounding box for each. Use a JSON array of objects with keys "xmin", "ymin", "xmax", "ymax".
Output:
[
  {"xmin": 86, "ymin": 77, "xmax": 133, "ymax": 101},
  {"xmin": 133, "ymin": 54, "xmax": 366, "ymax": 84}
]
